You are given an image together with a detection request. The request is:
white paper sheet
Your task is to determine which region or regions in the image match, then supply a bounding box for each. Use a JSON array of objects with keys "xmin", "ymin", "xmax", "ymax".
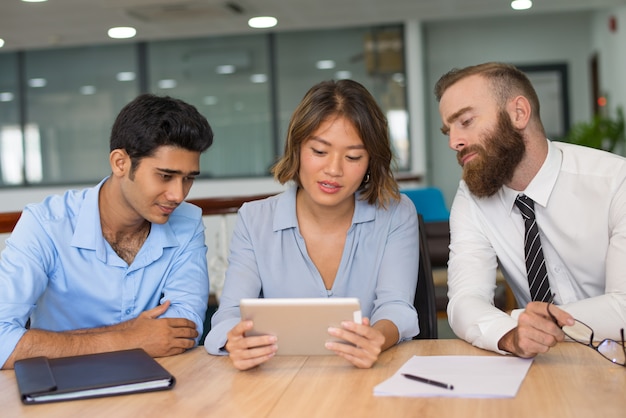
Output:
[{"xmin": 374, "ymin": 355, "xmax": 533, "ymax": 398}]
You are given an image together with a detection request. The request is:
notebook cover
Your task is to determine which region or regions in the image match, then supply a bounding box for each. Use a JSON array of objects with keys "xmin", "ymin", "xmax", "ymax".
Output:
[{"xmin": 14, "ymin": 348, "xmax": 175, "ymax": 404}]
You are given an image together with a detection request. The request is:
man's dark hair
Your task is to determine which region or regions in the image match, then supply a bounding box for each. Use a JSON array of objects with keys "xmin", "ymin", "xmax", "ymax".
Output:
[{"xmin": 110, "ymin": 94, "xmax": 213, "ymax": 171}]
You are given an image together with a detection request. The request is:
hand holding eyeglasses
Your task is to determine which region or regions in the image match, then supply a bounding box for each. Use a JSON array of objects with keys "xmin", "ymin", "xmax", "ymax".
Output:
[
  {"xmin": 498, "ymin": 300, "xmax": 572, "ymax": 357},
  {"xmin": 547, "ymin": 295, "xmax": 625, "ymax": 367}
]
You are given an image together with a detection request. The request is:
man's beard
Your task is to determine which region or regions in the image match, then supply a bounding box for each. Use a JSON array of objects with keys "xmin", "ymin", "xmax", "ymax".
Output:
[{"xmin": 458, "ymin": 111, "xmax": 526, "ymax": 198}]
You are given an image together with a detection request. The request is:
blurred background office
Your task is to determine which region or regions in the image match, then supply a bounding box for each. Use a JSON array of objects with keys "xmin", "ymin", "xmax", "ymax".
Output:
[
  {"xmin": 2, "ymin": 0, "xmax": 626, "ymax": 338},
  {"xmin": 1, "ymin": 0, "xmax": 626, "ymax": 210}
]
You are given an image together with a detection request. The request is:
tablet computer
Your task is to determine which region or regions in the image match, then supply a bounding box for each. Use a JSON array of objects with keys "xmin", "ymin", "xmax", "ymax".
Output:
[{"xmin": 239, "ymin": 298, "xmax": 362, "ymax": 356}]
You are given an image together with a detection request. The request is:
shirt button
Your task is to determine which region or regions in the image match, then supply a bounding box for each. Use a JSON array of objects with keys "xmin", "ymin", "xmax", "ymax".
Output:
[{"xmin": 125, "ymin": 309, "xmax": 132, "ymax": 315}]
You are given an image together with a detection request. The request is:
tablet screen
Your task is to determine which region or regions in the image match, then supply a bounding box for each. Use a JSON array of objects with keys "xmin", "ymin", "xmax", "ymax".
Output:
[{"xmin": 240, "ymin": 298, "xmax": 362, "ymax": 355}]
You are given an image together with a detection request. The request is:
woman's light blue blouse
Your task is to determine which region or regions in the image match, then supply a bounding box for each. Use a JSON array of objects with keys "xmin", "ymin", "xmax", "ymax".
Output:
[{"xmin": 205, "ymin": 185, "xmax": 419, "ymax": 354}]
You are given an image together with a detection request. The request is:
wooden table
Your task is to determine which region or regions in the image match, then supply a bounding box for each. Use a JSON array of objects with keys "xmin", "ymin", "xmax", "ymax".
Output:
[{"xmin": 1, "ymin": 339, "xmax": 624, "ymax": 417}]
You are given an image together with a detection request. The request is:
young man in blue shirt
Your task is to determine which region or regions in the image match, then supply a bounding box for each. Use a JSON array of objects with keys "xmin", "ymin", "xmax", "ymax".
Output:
[{"xmin": 0, "ymin": 94, "xmax": 214, "ymax": 369}]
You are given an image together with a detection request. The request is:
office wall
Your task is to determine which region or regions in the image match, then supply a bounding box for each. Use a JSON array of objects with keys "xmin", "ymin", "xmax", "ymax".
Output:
[
  {"xmin": 423, "ymin": 12, "xmax": 596, "ymax": 208},
  {"xmin": 592, "ymin": 7, "xmax": 626, "ymax": 115},
  {"xmin": 0, "ymin": 10, "xmax": 621, "ymax": 213}
]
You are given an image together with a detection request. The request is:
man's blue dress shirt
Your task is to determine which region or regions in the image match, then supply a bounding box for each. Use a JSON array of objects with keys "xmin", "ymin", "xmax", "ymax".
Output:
[{"xmin": 0, "ymin": 178, "xmax": 209, "ymax": 366}]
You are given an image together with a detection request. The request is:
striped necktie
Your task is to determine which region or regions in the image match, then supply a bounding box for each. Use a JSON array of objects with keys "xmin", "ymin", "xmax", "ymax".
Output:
[{"xmin": 514, "ymin": 194, "xmax": 552, "ymax": 302}]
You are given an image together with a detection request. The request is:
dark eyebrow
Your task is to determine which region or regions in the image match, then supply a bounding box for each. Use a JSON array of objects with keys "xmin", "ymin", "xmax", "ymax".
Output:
[
  {"xmin": 156, "ymin": 168, "xmax": 200, "ymax": 176},
  {"xmin": 309, "ymin": 136, "xmax": 365, "ymax": 150}
]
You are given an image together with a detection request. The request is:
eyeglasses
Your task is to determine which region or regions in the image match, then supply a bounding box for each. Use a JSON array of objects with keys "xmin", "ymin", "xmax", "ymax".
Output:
[{"xmin": 546, "ymin": 301, "xmax": 625, "ymax": 366}]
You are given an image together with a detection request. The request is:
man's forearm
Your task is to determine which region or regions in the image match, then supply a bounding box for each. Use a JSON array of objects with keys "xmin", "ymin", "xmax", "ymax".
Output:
[
  {"xmin": 3, "ymin": 302, "xmax": 199, "ymax": 369},
  {"xmin": 67, "ymin": 321, "xmax": 130, "ymax": 334},
  {"xmin": 2, "ymin": 327, "xmax": 130, "ymax": 369}
]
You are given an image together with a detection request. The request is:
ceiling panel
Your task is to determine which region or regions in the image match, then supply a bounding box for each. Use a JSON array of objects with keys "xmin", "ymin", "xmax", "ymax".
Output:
[{"xmin": 0, "ymin": 0, "xmax": 624, "ymax": 51}]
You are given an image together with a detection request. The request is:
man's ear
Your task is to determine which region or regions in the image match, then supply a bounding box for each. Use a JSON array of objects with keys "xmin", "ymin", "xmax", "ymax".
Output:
[
  {"xmin": 109, "ymin": 149, "xmax": 130, "ymax": 177},
  {"xmin": 508, "ymin": 95, "xmax": 532, "ymax": 130}
]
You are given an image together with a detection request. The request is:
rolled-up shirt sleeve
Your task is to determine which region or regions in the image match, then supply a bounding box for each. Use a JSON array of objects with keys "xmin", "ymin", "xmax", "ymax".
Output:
[
  {"xmin": 369, "ymin": 195, "xmax": 420, "ymax": 341},
  {"xmin": 0, "ymin": 208, "xmax": 52, "ymax": 367},
  {"xmin": 158, "ymin": 214, "xmax": 210, "ymax": 345},
  {"xmin": 446, "ymin": 186, "xmax": 517, "ymax": 354}
]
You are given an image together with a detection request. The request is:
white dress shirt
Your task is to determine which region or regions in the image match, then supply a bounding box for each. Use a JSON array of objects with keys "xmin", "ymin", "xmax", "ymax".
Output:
[{"xmin": 447, "ymin": 140, "xmax": 626, "ymax": 353}]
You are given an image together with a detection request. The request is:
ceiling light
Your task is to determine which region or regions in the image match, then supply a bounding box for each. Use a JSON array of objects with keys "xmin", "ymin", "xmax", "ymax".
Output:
[
  {"xmin": 158, "ymin": 79, "xmax": 177, "ymax": 89},
  {"xmin": 80, "ymin": 86, "xmax": 96, "ymax": 95},
  {"xmin": 335, "ymin": 70, "xmax": 352, "ymax": 80},
  {"xmin": 316, "ymin": 60, "xmax": 336, "ymax": 70},
  {"xmin": 203, "ymin": 96, "xmax": 218, "ymax": 106},
  {"xmin": 248, "ymin": 16, "xmax": 278, "ymax": 29},
  {"xmin": 21, "ymin": 0, "xmax": 48, "ymax": 2},
  {"xmin": 28, "ymin": 78, "xmax": 47, "ymax": 88},
  {"xmin": 0, "ymin": 39, "xmax": 4, "ymax": 48},
  {"xmin": 511, "ymin": 0, "xmax": 532, "ymax": 11},
  {"xmin": 250, "ymin": 74, "xmax": 268, "ymax": 83},
  {"xmin": 216, "ymin": 65, "xmax": 236, "ymax": 75},
  {"xmin": 0, "ymin": 92, "xmax": 14, "ymax": 102},
  {"xmin": 107, "ymin": 27, "xmax": 137, "ymax": 39},
  {"xmin": 116, "ymin": 72, "xmax": 136, "ymax": 81}
]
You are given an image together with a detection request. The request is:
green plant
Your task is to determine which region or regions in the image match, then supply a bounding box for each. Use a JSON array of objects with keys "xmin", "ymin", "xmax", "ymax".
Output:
[{"xmin": 561, "ymin": 107, "xmax": 625, "ymax": 154}]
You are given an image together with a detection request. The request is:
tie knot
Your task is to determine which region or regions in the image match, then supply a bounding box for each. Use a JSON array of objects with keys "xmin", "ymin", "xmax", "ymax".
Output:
[{"xmin": 515, "ymin": 194, "xmax": 536, "ymax": 220}]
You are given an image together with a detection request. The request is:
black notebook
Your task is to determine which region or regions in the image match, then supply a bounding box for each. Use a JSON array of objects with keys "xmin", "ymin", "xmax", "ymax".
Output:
[{"xmin": 14, "ymin": 348, "xmax": 175, "ymax": 404}]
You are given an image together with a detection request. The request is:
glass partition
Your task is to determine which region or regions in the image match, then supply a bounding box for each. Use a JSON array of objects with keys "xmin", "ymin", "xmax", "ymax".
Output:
[
  {"xmin": 23, "ymin": 45, "xmax": 139, "ymax": 185},
  {"xmin": 275, "ymin": 25, "xmax": 410, "ymax": 170},
  {"xmin": 148, "ymin": 34, "xmax": 274, "ymax": 177},
  {"xmin": 0, "ymin": 23, "xmax": 409, "ymax": 187},
  {"xmin": 0, "ymin": 53, "xmax": 21, "ymax": 186}
]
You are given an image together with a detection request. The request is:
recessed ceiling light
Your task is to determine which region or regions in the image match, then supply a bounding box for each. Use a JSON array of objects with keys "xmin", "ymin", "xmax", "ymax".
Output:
[
  {"xmin": 108, "ymin": 27, "xmax": 137, "ymax": 39},
  {"xmin": 316, "ymin": 60, "xmax": 336, "ymax": 70},
  {"xmin": 216, "ymin": 65, "xmax": 236, "ymax": 75},
  {"xmin": 203, "ymin": 96, "xmax": 218, "ymax": 106},
  {"xmin": 248, "ymin": 16, "xmax": 278, "ymax": 29},
  {"xmin": 158, "ymin": 79, "xmax": 177, "ymax": 89},
  {"xmin": 335, "ymin": 70, "xmax": 352, "ymax": 80},
  {"xmin": 116, "ymin": 72, "xmax": 136, "ymax": 81},
  {"xmin": 0, "ymin": 92, "xmax": 14, "ymax": 102},
  {"xmin": 511, "ymin": 0, "xmax": 532, "ymax": 11},
  {"xmin": 28, "ymin": 78, "xmax": 47, "ymax": 88},
  {"xmin": 80, "ymin": 86, "xmax": 96, "ymax": 95},
  {"xmin": 0, "ymin": 39, "xmax": 4, "ymax": 48},
  {"xmin": 250, "ymin": 74, "xmax": 268, "ymax": 83}
]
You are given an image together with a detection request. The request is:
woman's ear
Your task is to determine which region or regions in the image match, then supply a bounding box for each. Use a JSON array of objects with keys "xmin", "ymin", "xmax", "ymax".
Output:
[{"xmin": 109, "ymin": 149, "xmax": 130, "ymax": 177}]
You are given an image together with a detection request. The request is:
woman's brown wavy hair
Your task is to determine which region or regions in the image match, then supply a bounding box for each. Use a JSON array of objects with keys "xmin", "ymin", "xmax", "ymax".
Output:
[{"xmin": 272, "ymin": 79, "xmax": 399, "ymax": 207}]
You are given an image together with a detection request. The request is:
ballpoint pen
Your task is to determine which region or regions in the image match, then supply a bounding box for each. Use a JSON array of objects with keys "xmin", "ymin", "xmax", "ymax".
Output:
[{"xmin": 402, "ymin": 373, "xmax": 454, "ymax": 390}]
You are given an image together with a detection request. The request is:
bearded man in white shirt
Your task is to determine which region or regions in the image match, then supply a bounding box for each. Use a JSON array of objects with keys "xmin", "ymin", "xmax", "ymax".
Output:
[{"xmin": 435, "ymin": 61, "xmax": 626, "ymax": 357}]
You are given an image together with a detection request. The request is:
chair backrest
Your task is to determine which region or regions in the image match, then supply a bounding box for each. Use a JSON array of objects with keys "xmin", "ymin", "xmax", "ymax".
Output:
[
  {"xmin": 413, "ymin": 213, "xmax": 438, "ymax": 339},
  {"xmin": 401, "ymin": 187, "xmax": 450, "ymax": 222}
]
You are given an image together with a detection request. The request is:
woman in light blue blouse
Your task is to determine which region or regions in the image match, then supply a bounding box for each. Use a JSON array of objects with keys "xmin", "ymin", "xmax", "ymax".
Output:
[{"xmin": 205, "ymin": 79, "xmax": 419, "ymax": 370}]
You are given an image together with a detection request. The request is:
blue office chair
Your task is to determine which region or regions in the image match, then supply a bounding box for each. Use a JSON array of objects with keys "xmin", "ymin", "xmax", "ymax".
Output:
[
  {"xmin": 403, "ymin": 187, "xmax": 450, "ymax": 337},
  {"xmin": 401, "ymin": 187, "xmax": 450, "ymax": 223}
]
